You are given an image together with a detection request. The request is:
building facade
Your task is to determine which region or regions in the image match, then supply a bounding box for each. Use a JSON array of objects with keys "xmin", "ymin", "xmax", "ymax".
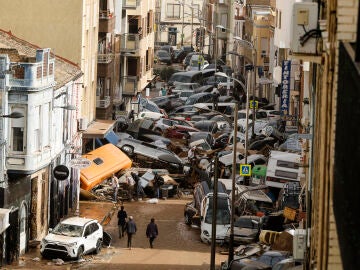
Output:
[{"xmin": 0, "ymin": 30, "xmax": 82, "ymax": 266}]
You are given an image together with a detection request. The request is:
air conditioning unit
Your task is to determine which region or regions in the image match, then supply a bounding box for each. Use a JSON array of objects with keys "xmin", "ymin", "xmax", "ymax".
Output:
[
  {"xmin": 78, "ymin": 117, "xmax": 88, "ymax": 131},
  {"xmin": 291, "ymin": 2, "xmax": 318, "ymax": 54},
  {"xmin": 293, "ymin": 229, "xmax": 306, "ymax": 260}
]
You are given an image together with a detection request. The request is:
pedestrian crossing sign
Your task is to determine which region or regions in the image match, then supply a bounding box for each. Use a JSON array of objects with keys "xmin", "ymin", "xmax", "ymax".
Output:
[
  {"xmin": 240, "ymin": 164, "xmax": 251, "ymax": 176},
  {"xmin": 249, "ymin": 100, "xmax": 258, "ymax": 109}
]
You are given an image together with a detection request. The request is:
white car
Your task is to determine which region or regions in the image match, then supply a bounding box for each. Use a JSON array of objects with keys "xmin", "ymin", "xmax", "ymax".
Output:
[{"xmin": 40, "ymin": 217, "xmax": 103, "ymax": 259}]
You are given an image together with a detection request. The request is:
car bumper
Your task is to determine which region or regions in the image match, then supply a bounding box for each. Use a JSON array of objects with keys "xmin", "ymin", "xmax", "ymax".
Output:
[{"xmin": 40, "ymin": 243, "xmax": 78, "ymax": 259}]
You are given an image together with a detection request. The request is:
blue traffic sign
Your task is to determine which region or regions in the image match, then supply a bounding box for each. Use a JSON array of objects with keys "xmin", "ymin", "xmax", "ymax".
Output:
[{"xmin": 240, "ymin": 164, "xmax": 252, "ymax": 176}]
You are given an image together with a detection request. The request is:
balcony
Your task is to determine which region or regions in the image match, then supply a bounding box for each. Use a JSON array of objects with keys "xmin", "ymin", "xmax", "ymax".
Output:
[
  {"xmin": 9, "ymin": 60, "xmax": 55, "ymax": 90},
  {"xmin": 98, "ymin": 53, "xmax": 114, "ymax": 64},
  {"xmin": 121, "ymin": 76, "xmax": 138, "ymax": 96},
  {"xmin": 122, "ymin": 0, "xmax": 140, "ymax": 9},
  {"xmin": 96, "ymin": 95, "xmax": 111, "ymax": 108},
  {"xmin": 99, "ymin": 10, "xmax": 115, "ymax": 33},
  {"xmin": 120, "ymin": 34, "xmax": 140, "ymax": 53}
]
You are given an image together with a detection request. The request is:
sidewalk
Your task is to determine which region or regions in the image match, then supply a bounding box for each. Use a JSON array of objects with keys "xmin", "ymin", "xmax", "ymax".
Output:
[{"xmin": 79, "ymin": 201, "xmax": 119, "ymax": 226}]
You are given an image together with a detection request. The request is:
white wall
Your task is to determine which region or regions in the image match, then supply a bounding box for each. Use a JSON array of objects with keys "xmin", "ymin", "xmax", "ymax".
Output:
[{"xmin": 274, "ymin": 0, "xmax": 296, "ymax": 49}]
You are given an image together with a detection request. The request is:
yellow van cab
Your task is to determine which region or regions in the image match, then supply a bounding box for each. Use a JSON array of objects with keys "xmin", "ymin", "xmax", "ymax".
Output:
[{"xmin": 80, "ymin": 144, "xmax": 132, "ymax": 191}]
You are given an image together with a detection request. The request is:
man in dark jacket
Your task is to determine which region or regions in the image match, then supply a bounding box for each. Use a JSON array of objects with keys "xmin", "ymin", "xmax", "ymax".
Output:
[
  {"xmin": 126, "ymin": 216, "xmax": 137, "ymax": 249},
  {"xmin": 117, "ymin": 205, "xmax": 127, "ymax": 238},
  {"xmin": 146, "ymin": 218, "xmax": 159, "ymax": 248}
]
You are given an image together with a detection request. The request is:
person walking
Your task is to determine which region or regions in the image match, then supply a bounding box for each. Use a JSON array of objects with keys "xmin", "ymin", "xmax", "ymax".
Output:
[
  {"xmin": 126, "ymin": 173, "xmax": 136, "ymax": 201},
  {"xmin": 117, "ymin": 205, "xmax": 127, "ymax": 239},
  {"xmin": 146, "ymin": 218, "xmax": 159, "ymax": 248},
  {"xmin": 111, "ymin": 173, "xmax": 119, "ymax": 202},
  {"xmin": 125, "ymin": 216, "xmax": 137, "ymax": 249}
]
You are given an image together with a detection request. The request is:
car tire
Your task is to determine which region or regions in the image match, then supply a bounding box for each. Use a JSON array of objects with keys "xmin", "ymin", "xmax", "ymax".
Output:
[
  {"xmin": 94, "ymin": 239, "xmax": 102, "ymax": 254},
  {"xmin": 184, "ymin": 213, "xmax": 192, "ymax": 225},
  {"xmin": 121, "ymin": 145, "xmax": 134, "ymax": 156},
  {"xmin": 76, "ymin": 246, "xmax": 84, "ymax": 260}
]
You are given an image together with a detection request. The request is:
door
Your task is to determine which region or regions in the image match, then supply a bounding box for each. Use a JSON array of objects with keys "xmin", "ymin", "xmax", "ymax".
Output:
[{"xmin": 19, "ymin": 204, "xmax": 27, "ymax": 254}]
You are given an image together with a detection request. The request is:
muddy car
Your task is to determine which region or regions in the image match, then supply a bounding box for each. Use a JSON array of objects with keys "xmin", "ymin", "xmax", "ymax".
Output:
[
  {"xmin": 224, "ymin": 215, "xmax": 261, "ymax": 245},
  {"xmin": 117, "ymin": 138, "xmax": 184, "ymax": 172}
]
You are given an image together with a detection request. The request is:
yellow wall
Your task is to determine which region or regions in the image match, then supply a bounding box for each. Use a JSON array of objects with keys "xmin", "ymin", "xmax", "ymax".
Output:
[
  {"xmin": 0, "ymin": 0, "xmax": 99, "ymax": 123},
  {"xmin": 0, "ymin": 0, "xmax": 83, "ymax": 65}
]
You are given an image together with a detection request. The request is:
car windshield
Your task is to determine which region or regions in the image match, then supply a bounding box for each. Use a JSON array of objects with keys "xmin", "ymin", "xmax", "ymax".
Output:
[
  {"xmin": 53, "ymin": 223, "xmax": 83, "ymax": 237},
  {"xmin": 158, "ymin": 51, "xmax": 169, "ymax": 57},
  {"xmin": 205, "ymin": 197, "xmax": 231, "ymax": 225},
  {"xmin": 235, "ymin": 218, "xmax": 259, "ymax": 229}
]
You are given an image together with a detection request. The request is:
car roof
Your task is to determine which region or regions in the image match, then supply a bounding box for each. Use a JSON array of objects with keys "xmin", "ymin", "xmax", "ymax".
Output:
[{"xmin": 61, "ymin": 217, "xmax": 96, "ymax": 226}]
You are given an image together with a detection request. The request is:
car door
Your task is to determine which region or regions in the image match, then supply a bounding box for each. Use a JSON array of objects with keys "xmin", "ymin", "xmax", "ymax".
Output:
[{"xmin": 83, "ymin": 224, "xmax": 93, "ymax": 252}]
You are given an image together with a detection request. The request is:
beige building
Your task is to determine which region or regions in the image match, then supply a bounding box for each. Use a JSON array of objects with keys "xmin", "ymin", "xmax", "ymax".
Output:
[
  {"xmin": 120, "ymin": 0, "xmax": 155, "ymax": 108},
  {"xmin": 0, "ymin": 0, "xmax": 99, "ymax": 126}
]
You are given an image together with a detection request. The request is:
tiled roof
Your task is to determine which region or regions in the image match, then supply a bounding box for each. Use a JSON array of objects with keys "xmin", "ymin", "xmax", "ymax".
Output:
[{"xmin": 0, "ymin": 29, "xmax": 82, "ymax": 89}]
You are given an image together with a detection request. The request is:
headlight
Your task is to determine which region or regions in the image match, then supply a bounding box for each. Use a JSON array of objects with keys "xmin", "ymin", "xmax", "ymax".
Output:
[
  {"xmin": 41, "ymin": 239, "xmax": 48, "ymax": 245},
  {"xmin": 67, "ymin": 242, "xmax": 78, "ymax": 247},
  {"xmin": 203, "ymin": 230, "xmax": 209, "ymax": 237}
]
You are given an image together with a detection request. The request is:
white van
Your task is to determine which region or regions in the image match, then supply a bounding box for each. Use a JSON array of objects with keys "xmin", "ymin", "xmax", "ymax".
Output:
[
  {"xmin": 265, "ymin": 150, "xmax": 304, "ymax": 188},
  {"xmin": 184, "ymin": 181, "xmax": 231, "ymax": 244}
]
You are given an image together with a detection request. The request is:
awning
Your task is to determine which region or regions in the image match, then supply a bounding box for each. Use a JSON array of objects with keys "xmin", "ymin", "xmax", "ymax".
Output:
[
  {"xmin": 82, "ymin": 119, "xmax": 116, "ymax": 139},
  {"xmin": 0, "ymin": 208, "xmax": 11, "ymax": 234}
]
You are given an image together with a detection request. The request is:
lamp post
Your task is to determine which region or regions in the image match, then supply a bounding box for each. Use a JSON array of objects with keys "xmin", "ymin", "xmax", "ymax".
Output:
[
  {"xmin": 228, "ymin": 184, "xmax": 268, "ymax": 264},
  {"xmin": 233, "ymin": 36, "xmax": 257, "ymax": 138},
  {"xmin": 181, "ymin": 0, "xmax": 185, "ymax": 46}
]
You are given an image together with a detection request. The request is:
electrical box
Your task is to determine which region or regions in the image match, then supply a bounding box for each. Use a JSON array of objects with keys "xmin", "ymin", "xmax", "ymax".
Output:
[
  {"xmin": 293, "ymin": 229, "xmax": 306, "ymax": 260},
  {"xmin": 291, "ymin": 2, "xmax": 318, "ymax": 54}
]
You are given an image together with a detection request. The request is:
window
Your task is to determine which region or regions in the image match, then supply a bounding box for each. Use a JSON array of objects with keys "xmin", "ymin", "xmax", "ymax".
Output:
[
  {"xmin": 277, "ymin": 160, "xmax": 299, "ymax": 169},
  {"xmin": 167, "ymin": 3, "xmax": 180, "ymax": 18},
  {"xmin": 12, "ymin": 127, "xmax": 24, "ymax": 152},
  {"xmin": 275, "ymin": 170, "xmax": 298, "ymax": 179},
  {"xmin": 93, "ymin": 158, "xmax": 104, "ymax": 165}
]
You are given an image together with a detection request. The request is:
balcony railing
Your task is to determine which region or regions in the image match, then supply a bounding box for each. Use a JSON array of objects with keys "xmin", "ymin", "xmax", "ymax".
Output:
[
  {"xmin": 122, "ymin": 0, "xmax": 140, "ymax": 8},
  {"xmin": 96, "ymin": 95, "xmax": 111, "ymax": 108},
  {"xmin": 99, "ymin": 9, "xmax": 114, "ymax": 19},
  {"xmin": 98, "ymin": 53, "xmax": 114, "ymax": 64},
  {"xmin": 121, "ymin": 76, "xmax": 138, "ymax": 95},
  {"xmin": 120, "ymin": 34, "xmax": 140, "ymax": 52},
  {"xmin": 9, "ymin": 60, "xmax": 55, "ymax": 89}
]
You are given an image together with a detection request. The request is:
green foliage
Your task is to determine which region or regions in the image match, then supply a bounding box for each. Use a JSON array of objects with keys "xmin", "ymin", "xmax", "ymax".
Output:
[{"xmin": 159, "ymin": 67, "xmax": 176, "ymax": 81}]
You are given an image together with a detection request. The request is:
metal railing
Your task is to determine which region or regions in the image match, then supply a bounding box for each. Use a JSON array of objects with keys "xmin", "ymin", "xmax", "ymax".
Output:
[
  {"xmin": 99, "ymin": 9, "xmax": 114, "ymax": 19},
  {"xmin": 122, "ymin": 0, "xmax": 140, "ymax": 8},
  {"xmin": 96, "ymin": 95, "xmax": 111, "ymax": 108},
  {"xmin": 97, "ymin": 54, "xmax": 114, "ymax": 64},
  {"xmin": 120, "ymin": 34, "xmax": 140, "ymax": 52}
]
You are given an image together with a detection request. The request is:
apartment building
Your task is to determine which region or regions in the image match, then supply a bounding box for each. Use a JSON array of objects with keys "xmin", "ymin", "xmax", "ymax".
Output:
[
  {"xmin": 120, "ymin": 0, "xmax": 155, "ymax": 110},
  {"xmin": 0, "ymin": 30, "xmax": 82, "ymax": 266},
  {"xmin": 0, "ymin": 0, "xmax": 99, "ymax": 128}
]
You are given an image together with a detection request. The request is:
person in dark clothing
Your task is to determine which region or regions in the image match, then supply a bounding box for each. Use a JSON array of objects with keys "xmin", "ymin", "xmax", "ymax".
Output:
[
  {"xmin": 146, "ymin": 218, "xmax": 159, "ymax": 248},
  {"xmin": 125, "ymin": 216, "xmax": 137, "ymax": 249},
  {"xmin": 153, "ymin": 172, "xmax": 164, "ymax": 198},
  {"xmin": 132, "ymin": 172, "xmax": 145, "ymax": 200},
  {"xmin": 117, "ymin": 205, "xmax": 127, "ymax": 238}
]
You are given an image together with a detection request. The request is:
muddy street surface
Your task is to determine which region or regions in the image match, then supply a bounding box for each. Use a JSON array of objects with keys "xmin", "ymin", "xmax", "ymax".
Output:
[{"xmin": 9, "ymin": 199, "xmax": 228, "ymax": 270}]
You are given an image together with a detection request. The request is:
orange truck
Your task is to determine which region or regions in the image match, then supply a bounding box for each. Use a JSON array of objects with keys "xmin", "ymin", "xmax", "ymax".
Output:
[{"xmin": 80, "ymin": 144, "xmax": 132, "ymax": 191}]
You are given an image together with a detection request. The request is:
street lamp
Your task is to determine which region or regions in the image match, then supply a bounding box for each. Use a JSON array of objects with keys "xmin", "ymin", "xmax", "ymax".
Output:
[
  {"xmin": 228, "ymin": 184, "xmax": 268, "ymax": 264},
  {"xmin": 0, "ymin": 112, "xmax": 24, "ymax": 118},
  {"xmin": 233, "ymin": 36, "xmax": 257, "ymax": 138}
]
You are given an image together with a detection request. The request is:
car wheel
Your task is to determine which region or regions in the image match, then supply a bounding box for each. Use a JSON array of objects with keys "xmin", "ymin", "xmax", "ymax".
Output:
[
  {"xmin": 121, "ymin": 145, "xmax": 134, "ymax": 156},
  {"xmin": 76, "ymin": 246, "xmax": 84, "ymax": 260},
  {"xmin": 184, "ymin": 213, "xmax": 192, "ymax": 225},
  {"xmin": 94, "ymin": 239, "xmax": 102, "ymax": 254}
]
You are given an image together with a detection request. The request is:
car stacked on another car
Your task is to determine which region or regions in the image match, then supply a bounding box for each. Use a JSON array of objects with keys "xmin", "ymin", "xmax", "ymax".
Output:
[
  {"xmin": 155, "ymin": 50, "xmax": 172, "ymax": 65},
  {"xmin": 40, "ymin": 217, "xmax": 103, "ymax": 259}
]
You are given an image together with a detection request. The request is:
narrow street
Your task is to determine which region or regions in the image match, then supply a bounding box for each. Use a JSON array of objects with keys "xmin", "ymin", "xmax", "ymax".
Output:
[{"xmin": 9, "ymin": 199, "xmax": 228, "ymax": 270}]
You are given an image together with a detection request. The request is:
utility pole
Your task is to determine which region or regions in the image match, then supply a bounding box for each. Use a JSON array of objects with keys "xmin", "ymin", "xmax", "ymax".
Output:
[
  {"xmin": 191, "ymin": 0, "xmax": 194, "ymax": 49},
  {"xmin": 210, "ymin": 155, "xmax": 219, "ymax": 270},
  {"xmin": 181, "ymin": 0, "xmax": 185, "ymax": 46}
]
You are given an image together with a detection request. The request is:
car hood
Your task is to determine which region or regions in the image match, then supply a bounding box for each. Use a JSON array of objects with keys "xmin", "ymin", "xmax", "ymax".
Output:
[
  {"xmin": 44, "ymin": 233, "xmax": 81, "ymax": 244},
  {"xmin": 233, "ymin": 227, "xmax": 258, "ymax": 237},
  {"xmin": 158, "ymin": 153, "xmax": 183, "ymax": 165}
]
